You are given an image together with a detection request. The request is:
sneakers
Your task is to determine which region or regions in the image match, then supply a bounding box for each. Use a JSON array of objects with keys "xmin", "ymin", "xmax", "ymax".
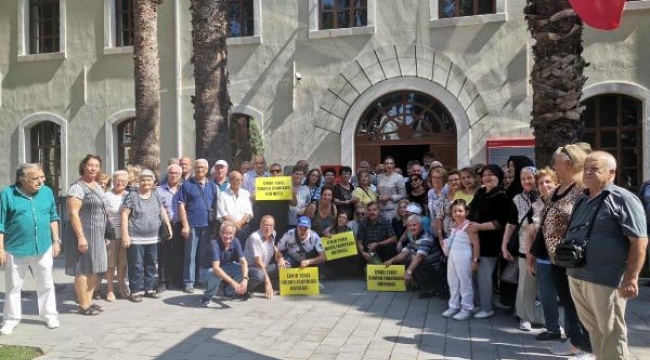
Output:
[
  {"xmin": 319, "ymin": 282, "xmax": 325, "ymax": 290},
  {"xmin": 470, "ymin": 306, "xmax": 481, "ymax": 315},
  {"xmin": 45, "ymin": 317, "xmax": 60, "ymax": 329},
  {"xmin": 473, "ymin": 310, "xmax": 494, "ymax": 319},
  {"xmin": 0, "ymin": 320, "xmax": 19, "ymax": 335},
  {"xmin": 183, "ymin": 286, "xmax": 195, "ymax": 294},
  {"xmin": 442, "ymin": 308, "xmax": 459, "ymax": 318},
  {"xmin": 568, "ymin": 351, "xmax": 596, "ymax": 360},
  {"xmin": 452, "ymin": 310, "xmax": 471, "ymax": 321},
  {"xmin": 535, "ymin": 331, "xmax": 562, "ymax": 341},
  {"xmin": 550, "ymin": 339, "xmax": 580, "ymax": 356},
  {"xmin": 519, "ymin": 319, "xmax": 532, "ymax": 331}
]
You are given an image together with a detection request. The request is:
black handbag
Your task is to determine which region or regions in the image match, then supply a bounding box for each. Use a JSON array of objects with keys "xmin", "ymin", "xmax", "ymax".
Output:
[
  {"xmin": 507, "ymin": 208, "xmax": 532, "ymax": 255},
  {"xmin": 153, "ymin": 190, "xmax": 172, "ymax": 241},
  {"xmin": 555, "ymin": 192, "xmax": 608, "ymax": 268}
]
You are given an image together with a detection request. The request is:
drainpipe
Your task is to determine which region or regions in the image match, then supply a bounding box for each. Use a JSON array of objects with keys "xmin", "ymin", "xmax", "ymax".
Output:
[{"xmin": 174, "ymin": 0, "xmax": 182, "ymax": 158}]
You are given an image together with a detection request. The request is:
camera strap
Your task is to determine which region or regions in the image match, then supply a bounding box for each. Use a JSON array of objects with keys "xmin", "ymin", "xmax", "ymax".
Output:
[{"xmin": 565, "ymin": 190, "xmax": 609, "ymax": 247}]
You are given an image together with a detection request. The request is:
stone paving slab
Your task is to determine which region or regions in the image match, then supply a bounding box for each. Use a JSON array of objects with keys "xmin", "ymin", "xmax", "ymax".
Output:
[{"xmin": 0, "ymin": 259, "xmax": 649, "ymax": 360}]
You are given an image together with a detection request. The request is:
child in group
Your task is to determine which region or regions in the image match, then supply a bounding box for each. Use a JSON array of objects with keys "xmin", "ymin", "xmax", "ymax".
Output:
[{"xmin": 441, "ymin": 199, "xmax": 480, "ymax": 320}]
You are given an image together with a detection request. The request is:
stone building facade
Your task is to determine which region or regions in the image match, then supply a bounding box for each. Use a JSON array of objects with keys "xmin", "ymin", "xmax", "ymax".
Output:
[{"xmin": 1, "ymin": 0, "xmax": 649, "ymax": 194}]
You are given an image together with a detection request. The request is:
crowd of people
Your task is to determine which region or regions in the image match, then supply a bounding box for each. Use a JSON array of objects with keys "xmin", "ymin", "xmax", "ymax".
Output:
[{"xmin": 0, "ymin": 147, "xmax": 648, "ymax": 360}]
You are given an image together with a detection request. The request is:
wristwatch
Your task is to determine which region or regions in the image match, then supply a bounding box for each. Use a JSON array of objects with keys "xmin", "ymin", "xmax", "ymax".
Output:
[
  {"xmin": 406, "ymin": 270, "xmax": 413, "ymax": 275},
  {"xmin": 243, "ymin": 276, "xmax": 249, "ymax": 280},
  {"xmin": 472, "ymin": 258, "xmax": 480, "ymax": 263}
]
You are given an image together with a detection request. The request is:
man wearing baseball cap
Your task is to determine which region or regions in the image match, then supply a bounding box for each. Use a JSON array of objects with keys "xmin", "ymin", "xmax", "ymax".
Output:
[
  {"xmin": 276, "ymin": 216, "xmax": 326, "ymax": 289},
  {"xmin": 211, "ymin": 160, "xmax": 229, "ymax": 192}
]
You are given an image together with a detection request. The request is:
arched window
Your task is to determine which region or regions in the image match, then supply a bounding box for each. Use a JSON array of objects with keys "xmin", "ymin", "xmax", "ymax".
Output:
[
  {"xmin": 581, "ymin": 94, "xmax": 643, "ymax": 190},
  {"xmin": 117, "ymin": 118, "xmax": 135, "ymax": 169},
  {"xmin": 30, "ymin": 121, "xmax": 61, "ymax": 194}
]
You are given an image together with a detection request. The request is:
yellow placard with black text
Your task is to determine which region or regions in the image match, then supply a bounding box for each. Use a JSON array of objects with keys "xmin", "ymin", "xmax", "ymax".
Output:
[
  {"xmin": 366, "ymin": 265, "xmax": 406, "ymax": 292},
  {"xmin": 279, "ymin": 267, "xmax": 320, "ymax": 296},
  {"xmin": 322, "ymin": 231, "xmax": 358, "ymax": 261},
  {"xmin": 256, "ymin": 176, "xmax": 292, "ymax": 200}
]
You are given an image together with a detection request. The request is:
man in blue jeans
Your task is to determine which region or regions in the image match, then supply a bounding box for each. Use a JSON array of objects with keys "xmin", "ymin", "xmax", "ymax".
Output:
[
  {"xmin": 199, "ymin": 221, "xmax": 264, "ymax": 306},
  {"xmin": 179, "ymin": 159, "xmax": 217, "ymax": 293}
]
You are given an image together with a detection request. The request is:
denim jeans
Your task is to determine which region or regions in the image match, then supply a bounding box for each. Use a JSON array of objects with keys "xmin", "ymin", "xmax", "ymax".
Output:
[
  {"xmin": 200, "ymin": 263, "xmax": 264, "ymax": 300},
  {"xmin": 536, "ymin": 260, "xmax": 561, "ymax": 334},
  {"xmin": 183, "ymin": 226, "xmax": 209, "ymax": 288},
  {"xmin": 551, "ymin": 263, "xmax": 592, "ymax": 352},
  {"xmin": 127, "ymin": 243, "xmax": 158, "ymax": 294}
]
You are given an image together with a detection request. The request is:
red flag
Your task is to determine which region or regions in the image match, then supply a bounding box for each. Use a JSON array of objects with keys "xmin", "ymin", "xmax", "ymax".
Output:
[{"xmin": 568, "ymin": 0, "xmax": 626, "ymax": 30}]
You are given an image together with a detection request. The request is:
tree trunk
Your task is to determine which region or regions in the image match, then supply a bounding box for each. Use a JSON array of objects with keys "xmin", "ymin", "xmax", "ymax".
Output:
[
  {"xmin": 191, "ymin": 0, "xmax": 232, "ymax": 167},
  {"xmin": 525, "ymin": 1, "xmax": 588, "ymax": 167},
  {"xmin": 132, "ymin": 0, "xmax": 164, "ymax": 174}
]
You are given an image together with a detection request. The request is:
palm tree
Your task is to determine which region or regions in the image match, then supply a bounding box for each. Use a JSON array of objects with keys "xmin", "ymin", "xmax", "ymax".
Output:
[
  {"xmin": 524, "ymin": 1, "xmax": 588, "ymax": 167},
  {"xmin": 132, "ymin": 0, "xmax": 164, "ymax": 174},
  {"xmin": 191, "ymin": 0, "xmax": 232, "ymax": 166}
]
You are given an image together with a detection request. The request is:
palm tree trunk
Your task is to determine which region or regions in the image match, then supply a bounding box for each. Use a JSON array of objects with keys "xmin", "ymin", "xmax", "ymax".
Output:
[
  {"xmin": 191, "ymin": 0, "xmax": 232, "ymax": 166},
  {"xmin": 525, "ymin": 0, "xmax": 588, "ymax": 167},
  {"xmin": 132, "ymin": 0, "xmax": 164, "ymax": 174}
]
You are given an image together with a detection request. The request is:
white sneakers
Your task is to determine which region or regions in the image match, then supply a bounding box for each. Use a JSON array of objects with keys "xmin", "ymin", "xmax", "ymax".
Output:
[
  {"xmin": 442, "ymin": 308, "xmax": 459, "ymax": 318},
  {"xmin": 568, "ymin": 351, "xmax": 596, "ymax": 360},
  {"xmin": 452, "ymin": 310, "xmax": 471, "ymax": 321},
  {"xmin": 45, "ymin": 317, "xmax": 60, "ymax": 329},
  {"xmin": 551, "ymin": 339, "xmax": 580, "ymax": 356},
  {"xmin": 519, "ymin": 319, "xmax": 532, "ymax": 331},
  {"xmin": 473, "ymin": 310, "xmax": 494, "ymax": 319},
  {"xmin": 0, "ymin": 320, "xmax": 19, "ymax": 335}
]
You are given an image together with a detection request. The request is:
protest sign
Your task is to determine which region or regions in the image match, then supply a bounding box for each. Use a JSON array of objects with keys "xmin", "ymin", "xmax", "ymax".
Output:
[
  {"xmin": 322, "ymin": 231, "xmax": 358, "ymax": 261},
  {"xmin": 366, "ymin": 265, "xmax": 406, "ymax": 291},
  {"xmin": 279, "ymin": 267, "xmax": 320, "ymax": 295},
  {"xmin": 256, "ymin": 176, "xmax": 292, "ymax": 200}
]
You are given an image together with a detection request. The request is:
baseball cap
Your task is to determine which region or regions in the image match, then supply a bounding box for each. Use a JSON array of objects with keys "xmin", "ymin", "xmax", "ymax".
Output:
[
  {"xmin": 297, "ymin": 216, "xmax": 311, "ymax": 228},
  {"xmin": 214, "ymin": 160, "xmax": 228, "ymax": 167},
  {"xmin": 405, "ymin": 203, "xmax": 422, "ymax": 215}
]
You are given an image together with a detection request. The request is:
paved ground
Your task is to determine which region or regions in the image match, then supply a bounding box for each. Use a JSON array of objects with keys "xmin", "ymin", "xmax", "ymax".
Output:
[{"xmin": 1, "ymin": 258, "xmax": 649, "ymax": 360}]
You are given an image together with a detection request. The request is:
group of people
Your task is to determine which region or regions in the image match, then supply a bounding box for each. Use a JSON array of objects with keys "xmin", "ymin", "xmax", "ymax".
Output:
[{"xmin": 0, "ymin": 148, "xmax": 647, "ymax": 360}]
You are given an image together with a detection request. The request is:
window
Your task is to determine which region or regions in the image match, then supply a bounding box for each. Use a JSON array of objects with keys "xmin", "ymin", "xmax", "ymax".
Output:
[
  {"xmin": 439, "ymin": 0, "xmax": 495, "ymax": 18},
  {"xmin": 117, "ymin": 118, "xmax": 135, "ymax": 169},
  {"xmin": 225, "ymin": 0, "xmax": 254, "ymax": 38},
  {"xmin": 320, "ymin": 0, "xmax": 367, "ymax": 29},
  {"xmin": 357, "ymin": 91, "xmax": 456, "ymax": 142},
  {"xmin": 581, "ymin": 94, "xmax": 643, "ymax": 190},
  {"xmin": 29, "ymin": 0, "xmax": 60, "ymax": 54},
  {"xmin": 115, "ymin": 0, "xmax": 134, "ymax": 46},
  {"xmin": 30, "ymin": 121, "xmax": 61, "ymax": 194}
]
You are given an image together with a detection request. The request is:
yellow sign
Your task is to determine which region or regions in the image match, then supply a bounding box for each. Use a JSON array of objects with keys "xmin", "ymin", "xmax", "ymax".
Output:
[
  {"xmin": 366, "ymin": 265, "xmax": 406, "ymax": 292},
  {"xmin": 279, "ymin": 267, "xmax": 320, "ymax": 296},
  {"xmin": 255, "ymin": 176, "xmax": 292, "ymax": 200},
  {"xmin": 322, "ymin": 231, "xmax": 358, "ymax": 261}
]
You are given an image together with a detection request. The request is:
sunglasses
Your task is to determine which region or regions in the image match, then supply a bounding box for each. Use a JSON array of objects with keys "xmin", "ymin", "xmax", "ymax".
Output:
[{"xmin": 270, "ymin": 169, "xmax": 282, "ymax": 174}]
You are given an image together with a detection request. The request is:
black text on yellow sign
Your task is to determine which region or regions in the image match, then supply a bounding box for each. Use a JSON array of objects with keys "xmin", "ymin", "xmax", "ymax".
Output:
[
  {"xmin": 322, "ymin": 231, "xmax": 358, "ymax": 261},
  {"xmin": 279, "ymin": 267, "xmax": 320, "ymax": 296},
  {"xmin": 255, "ymin": 176, "xmax": 292, "ymax": 201},
  {"xmin": 366, "ymin": 265, "xmax": 406, "ymax": 292}
]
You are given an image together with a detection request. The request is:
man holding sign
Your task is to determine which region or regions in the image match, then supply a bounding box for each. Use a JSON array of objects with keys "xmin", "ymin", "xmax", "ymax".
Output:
[
  {"xmin": 382, "ymin": 214, "xmax": 444, "ymax": 299},
  {"xmin": 244, "ymin": 216, "xmax": 286, "ymax": 299},
  {"xmin": 277, "ymin": 216, "xmax": 326, "ymax": 289}
]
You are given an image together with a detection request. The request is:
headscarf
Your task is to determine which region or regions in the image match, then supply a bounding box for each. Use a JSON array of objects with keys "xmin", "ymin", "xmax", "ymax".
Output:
[{"xmin": 506, "ymin": 156, "xmax": 535, "ymax": 200}]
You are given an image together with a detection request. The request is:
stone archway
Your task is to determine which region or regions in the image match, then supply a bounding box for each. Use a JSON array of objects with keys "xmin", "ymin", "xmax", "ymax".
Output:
[{"xmin": 313, "ymin": 44, "xmax": 488, "ymax": 169}]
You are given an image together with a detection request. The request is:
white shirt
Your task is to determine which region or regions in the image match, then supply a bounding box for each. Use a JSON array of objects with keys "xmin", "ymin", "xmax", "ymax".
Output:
[
  {"xmin": 217, "ymin": 186, "xmax": 253, "ymax": 222},
  {"xmin": 242, "ymin": 170, "xmax": 269, "ymax": 196},
  {"xmin": 244, "ymin": 230, "xmax": 276, "ymax": 267},
  {"xmin": 288, "ymin": 184, "xmax": 312, "ymax": 226}
]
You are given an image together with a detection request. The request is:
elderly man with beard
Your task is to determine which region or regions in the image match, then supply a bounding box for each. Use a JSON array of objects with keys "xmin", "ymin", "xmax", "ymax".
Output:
[
  {"xmin": 564, "ymin": 151, "xmax": 648, "ymax": 360},
  {"xmin": 0, "ymin": 163, "xmax": 61, "ymax": 334}
]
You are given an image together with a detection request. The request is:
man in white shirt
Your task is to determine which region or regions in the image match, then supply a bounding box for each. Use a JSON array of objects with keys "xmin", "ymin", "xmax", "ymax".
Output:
[
  {"xmin": 218, "ymin": 171, "xmax": 253, "ymax": 246},
  {"xmin": 244, "ymin": 216, "xmax": 285, "ymax": 299}
]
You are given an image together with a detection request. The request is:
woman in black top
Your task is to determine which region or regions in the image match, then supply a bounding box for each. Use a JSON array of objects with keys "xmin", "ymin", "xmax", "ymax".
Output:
[{"xmin": 468, "ymin": 164, "xmax": 509, "ymax": 319}]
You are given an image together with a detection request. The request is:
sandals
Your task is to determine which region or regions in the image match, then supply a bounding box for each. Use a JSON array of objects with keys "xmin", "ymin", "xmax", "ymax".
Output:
[
  {"xmin": 78, "ymin": 306, "xmax": 101, "ymax": 316},
  {"xmin": 90, "ymin": 303, "xmax": 105, "ymax": 312},
  {"xmin": 144, "ymin": 292, "xmax": 160, "ymax": 299},
  {"xmin": 128, "ymin": 294, "xmax": 143, "ymax": 303}
]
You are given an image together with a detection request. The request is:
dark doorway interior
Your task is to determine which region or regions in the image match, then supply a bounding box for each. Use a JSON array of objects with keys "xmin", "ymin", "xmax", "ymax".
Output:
[{"xmin": 380, "ymin": 145, "xmax": 430, "ymax": 174}]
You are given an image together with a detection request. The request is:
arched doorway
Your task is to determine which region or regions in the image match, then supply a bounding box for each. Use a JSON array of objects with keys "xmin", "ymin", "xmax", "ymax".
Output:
[{"xmin": 355, "ymin": 91, "xmax": 457, "ymax": 171}]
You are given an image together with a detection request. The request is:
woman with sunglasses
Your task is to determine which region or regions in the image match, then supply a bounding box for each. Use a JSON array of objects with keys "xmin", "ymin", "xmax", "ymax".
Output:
[
  {"xmin": 408, "ymin": 174, "xmax": 428, "ymax": 214},
  {"xmin": 303, "ymin": 168, "xmax": 323, "ymax": 202}
]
